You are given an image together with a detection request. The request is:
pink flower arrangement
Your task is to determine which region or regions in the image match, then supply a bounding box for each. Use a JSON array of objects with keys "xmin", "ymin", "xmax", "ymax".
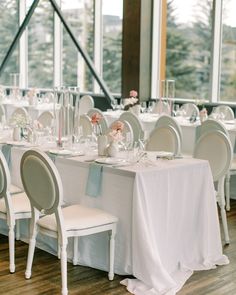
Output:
[
  {"xmin": 91, "ymin": 112, "xmax": 102, "ymax": 135},
  {"xmin": 109, "ymin": 120, "xmax": 124, "ymax": 142},
  {"xmin": 129, "ymin": 90, "xmax": 138, "ymax": 98},
  {"xmin": 124, "ymin": 89, "xmax": 139, "ymax": 111},
  {"xmin": 91, "ymin": 112, "xmax": 102, "ymax": 124}
]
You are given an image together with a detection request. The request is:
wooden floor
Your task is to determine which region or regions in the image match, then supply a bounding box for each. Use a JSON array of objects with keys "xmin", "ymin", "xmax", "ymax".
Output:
[{"xmin": 1, "ymin": 201, "xmax": 236, "ymax": 294}]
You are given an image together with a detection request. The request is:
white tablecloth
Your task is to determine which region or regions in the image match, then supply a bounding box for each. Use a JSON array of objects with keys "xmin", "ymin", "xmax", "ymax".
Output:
[{"xmin": 1, "ymin": 147, "xmax": 228, "ymax": 295}]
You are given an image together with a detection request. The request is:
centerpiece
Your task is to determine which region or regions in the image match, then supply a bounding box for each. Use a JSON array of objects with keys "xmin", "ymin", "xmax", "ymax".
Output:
[
  {"xmin": 107, "ymin": 120, "xmax": 124, "ymax": 157},
  {"xmin": 123, "ymin": 90, "xmax": 140, "ymax": 115}
]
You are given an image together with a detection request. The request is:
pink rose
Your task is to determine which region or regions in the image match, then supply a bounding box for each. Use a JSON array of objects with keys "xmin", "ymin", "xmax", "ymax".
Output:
[
  {"xmin": 129, "ymin": 90, "xmax": 138, "ymax": 98},
  {"xmin": 91, "ymin": 113, "xmax": 102, "ymax": 124}
]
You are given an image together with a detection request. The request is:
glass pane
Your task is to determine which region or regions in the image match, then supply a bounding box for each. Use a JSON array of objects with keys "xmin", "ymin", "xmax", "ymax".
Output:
[
  {"xmin": 220, "ymin": 0, "xmax": 236, "ymax": 102},
  {"xmin": 102, "ymin": 0, "xmax": 123, "ymax": 94},
  {"xmin": 0, "ymin": 0, "xmax": 19, "ymax": 85},
  {"xmin": 61, "ymin": 0, "xmax": 94, "ymax": 91},
  {"xmin": 166, "ymin": 0, "xmax": 213, "ymax": 100},
  {"xmin": 27, "ymin": 0, "xmax": 54, "ymax": 88}
]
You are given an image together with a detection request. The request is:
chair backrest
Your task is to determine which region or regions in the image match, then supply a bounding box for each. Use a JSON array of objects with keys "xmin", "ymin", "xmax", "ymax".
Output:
[
  {"xmin": 152, "ymin": 100, "xmax": 170, "ymax": 115},
  {"xmin": 193, "ymin": 130, "xmax": 233, "ymax": 182},
  {"xmin": 20, "ymin": 149, "xmax": 63, "ymax": 215},
  {"xmin": 196, "ymin": 118, "xmax": 229, "ymax": 142},
  {"xmin": 87, "ymin": 108, "xmax": 108, "ymax": 134},
  {"xmin": 10, "ymin": 107, "xmax": 29, "ymax": 125},
  {"xmin": 0, "ymin": 105, "xmax": 6, "ymax": 123},
  {"xmin": 146, "ymin": 125, "xmax": 181, "ymax": 155},
  {"xmin": 79, "ymin": 95, "xmax": 94, "ymax": 115},
  {"xmin": 78, "ymin": 114, "xmax": 93, "ymax": 136},
  {"xmin": 213, "ymin": 105, "xmax": 234, "ymax": 120},
  {"xmin": 108, "ymin": 119, "xmax": 134, "ymax": 145},
  {"xmin": 0, "ymin": 150, "xmax": 11, "ymax": 199},
  {"xmin": 37, "ymin": 111, "xmax": 54, "ymax": 128},
  {"xmin": 119, "ymin": 111, "xmax": 144, "ymax": 142},
  {"xmin": 180, "ymin": 103, "xmax": 199, "ymax": 117},
  {"xmin": 155, "ymin": 114, "xmax": 183, "ymax": 144}
]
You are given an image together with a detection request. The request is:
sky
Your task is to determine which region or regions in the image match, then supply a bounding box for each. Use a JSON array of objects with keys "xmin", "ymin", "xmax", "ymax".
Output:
[{"xmin": 174, "ymin": 0, "xmax": 236, "ymax": 27}]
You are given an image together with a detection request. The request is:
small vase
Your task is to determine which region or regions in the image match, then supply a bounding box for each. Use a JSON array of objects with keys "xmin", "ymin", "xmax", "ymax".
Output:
[
  {"xmin": 97, "ymin": 135, "xmax": 108, "ymax": 156},
  {"xmin": 106, "ymin": 141, "xmax": 119, "ymax": 157},
  {"xmin": 13, "ymin": 127, "xmax": 21, "ymax": 141}
]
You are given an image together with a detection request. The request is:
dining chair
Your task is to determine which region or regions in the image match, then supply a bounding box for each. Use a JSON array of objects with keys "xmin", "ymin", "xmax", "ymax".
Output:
[
  {"xmin": 212, "ymin": 105, "xmax": 235, "ymax": 120},
  {"xmin": 0, "ymin": 104, "xmax": 6, "ymax": 124},
  {"xmin": 155, "ymin": 114, "xmax": 183, "ymax": 146},
  {"xmin": 180, "ymin": 103, "xmax": 199, "ymax": 117},
  {"xmin": 193, "ymin": 130, "xmax": 233, "ymax": 244},
  {"xmin": 20, "ymin": 148, "xmax": 118, "ymax": 295},
  {"xmin": 87, "ymin": 108, "xmax": 109, "ymax": 134},
  {"xmin": 119, "ymin": 111, "xmax": 144, "ymax": 142},
  {"xmin": 37, "ymin": 111, "xmax": 54, "ymax": 128},
  {"xmin": 146, "ymin": 125, "xmax": 181, "ymax": 155},
  {"xmin": 195, "ymin": 118, "xmax": 235, "ymax": 211},
  {"xmin": 78, "ymin": 114, "xmax": 93, "ymax": 136},
  {"xmin": 0, "ymin": 150, "xmax": 31, "ymax": 273},
  {"xmin": 79, "ymin": 95, "xmax": 94, "ymax": 116}
]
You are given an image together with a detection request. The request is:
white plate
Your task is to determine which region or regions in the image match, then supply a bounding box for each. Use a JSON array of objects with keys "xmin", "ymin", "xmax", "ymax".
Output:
[
  {"xmin": 155, "ymin": 151, "xmax": 174, "ymax": 158},
  {"xmin": 49, "ymin": 149, "xmax": 85, "ymax": 157},
  {"xmin": 6, "ymin": 141, "xmax": 27, "ymax": 146},
  {"xmin": 95, "ymin": 157, "xmax": 127, "ymax": 165}
]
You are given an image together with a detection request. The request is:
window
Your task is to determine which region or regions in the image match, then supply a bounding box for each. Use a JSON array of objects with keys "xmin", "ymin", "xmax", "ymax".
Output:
[
  {"xmin": 0, "ymin": 0, "xmax": 19, "ymax": 85},
  {"xmin": 165, "ymin": 0, "xmax": 213, "ymax": 100},
  {"xmin": 220, "ymin": 0, "xmax": 236, "ymax": 102},
  {"xmin": 102, "ymin": 0, "xmax": 123, "ymax": 94},
  {"xmin": 27, "ymin": 0, "xmax": 54, "ymax": 88},
  {"xmin": 61, "ymin": 0, "xmax": 94, "ymax": 91}
]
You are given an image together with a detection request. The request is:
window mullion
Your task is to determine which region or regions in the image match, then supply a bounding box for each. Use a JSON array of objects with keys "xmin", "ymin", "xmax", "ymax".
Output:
[
  {"xmin": 211, "ymin": 0, "xmax": 223, "ymax": 103},
  {"xmin": 54, "ymin": 0, "xmax": 62, "ymax": 87},
  {"xmin": 19, "ymin": 0, "xmax": 28, "ymax": 88}
]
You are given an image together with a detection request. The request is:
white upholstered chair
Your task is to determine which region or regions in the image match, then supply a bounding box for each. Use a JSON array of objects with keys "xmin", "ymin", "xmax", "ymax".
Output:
[
  {"xmin": 37, "ymin": 111, "xmax": 54, "ymax": 128},
  {"xmin": 195, "ymin": 119, "xmax": 235, "ymax": 211},
  {"xmin": 212, "ymin": 105, "xmax": 234, "ymax": 121},
  {"xmin": 0, "ymin": 150, "xmax": 31, "ymax": 273},
  {"xmin": 119, "ymin": 111, "xmax": 144, "ymax": 142},
  {"xmin": 146, "ymin": 125, "xmax": 181, "ymax": 155},
  {"xmin": 87, "ymin": 108, "xmax": 109, "ymax": 134},
  {"xmin": 180, "ymin": 103, "xmax": 199, "ymax": 117},
  {"xmin": 0, "ymin": 104, "xmax": 6, "ymax": 123},
  {"xmin": 79, "ymin": 95, "xmax": 94, "ymax": 116},
  {"xmin": 193, "ymin": 130, "xmax": 233, "ymax": 244},
  {"xmin": 78, "ymin": 114, "xmax": 93, "ymax": 136},
  {"xmin": 20, "ymin": 149, "xmax": 118, "ymax": 295}
]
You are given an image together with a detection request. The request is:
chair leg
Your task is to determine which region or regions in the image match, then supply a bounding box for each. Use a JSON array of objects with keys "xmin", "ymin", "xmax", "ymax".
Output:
[
  {"xmin": 225, "ymin": 173, "xmax": 231, "ymax": 211},
  {"xmin": 218, "ymin": 178, "xmax": 230, "ymax": 244},
  {"xmin": 16, "ymin": 220, "xmax": 20, "ymax": 240},
  {"xmin": 25, "ymin": 211, "xmax": 39, "ymax": 279},
  {"xmin": 60, "ymin": 244, "xmax": 68, "ymax": 295},
  {"xmin": 8, "ymin": 225, "xmax": 15, "ymax": 273},
  {"xmin": 108, "ymin": 227, "xmax": 116, "ymax": 281},
  {"xmin": 73, "ymin": 237, "xmax": 78, "ymax": 265}
]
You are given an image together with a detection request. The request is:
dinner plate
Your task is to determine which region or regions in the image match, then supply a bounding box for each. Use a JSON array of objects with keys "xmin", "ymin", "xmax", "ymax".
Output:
[
  {"xmin": 95, "ymin": 157, "xmax": 127, "ymax": 165},
  {"xmin": 155, "ymin": 151, "xmax": 174, "ymax": 158},
  {"xmin": 49, "ymin": 149, "xmax": 85, "ymax": 156}
]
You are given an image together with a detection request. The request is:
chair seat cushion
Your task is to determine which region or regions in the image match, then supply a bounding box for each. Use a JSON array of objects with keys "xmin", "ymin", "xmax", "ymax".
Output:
[
  {"xmin": 10, "ymin": 184, "xmax": 23, "ymax": 195},
  {"xmin": 38, "ymin": 204, "xmax": 118, "ymax": 232},
  {"xmin": 0, "ymin": 192, "xmax": 31, "ymax": 214}
]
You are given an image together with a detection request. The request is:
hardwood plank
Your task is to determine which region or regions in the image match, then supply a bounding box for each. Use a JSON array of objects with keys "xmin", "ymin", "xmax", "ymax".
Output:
[{"xmin": 1, "ymin": 201, "xmax": 236, "ymax": 294}]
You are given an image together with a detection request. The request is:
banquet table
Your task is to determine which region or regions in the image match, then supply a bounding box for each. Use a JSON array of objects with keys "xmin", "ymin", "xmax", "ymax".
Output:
[
  {"xmin": 104, "ymin": 110, "xmax": 236, "ymax": 155},
  {"xmin": 0, "ymin": 143, "xmax": 228, "ymax": 295}
]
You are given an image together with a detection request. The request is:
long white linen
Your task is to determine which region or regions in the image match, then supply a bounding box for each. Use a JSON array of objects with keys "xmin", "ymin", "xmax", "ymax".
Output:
[
  {"xmin": 121, "ymin": 158, "xmax": 228, "ymax": 294},
  {"xmin": 0, "ymin": 147, "xmax": 228, "ymax": 295}
]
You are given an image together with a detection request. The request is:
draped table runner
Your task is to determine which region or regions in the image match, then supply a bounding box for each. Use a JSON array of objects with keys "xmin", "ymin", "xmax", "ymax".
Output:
[{"xmin": 2, "ymin": 148, "xmax": 228, "ymax": 295}]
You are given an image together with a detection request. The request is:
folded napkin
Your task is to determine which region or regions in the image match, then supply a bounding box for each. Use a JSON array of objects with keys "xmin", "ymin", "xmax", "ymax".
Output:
[
  {"xmin": 1, "ymin": 144, "xmax": 12, "ymax": 169},
  {"xmin": 85, "ymin": 163, "xmax": 103, "ymax": 197},
  {"xmin": 46, "ymin": 151, "xmax": 57, "ymax": 163}
]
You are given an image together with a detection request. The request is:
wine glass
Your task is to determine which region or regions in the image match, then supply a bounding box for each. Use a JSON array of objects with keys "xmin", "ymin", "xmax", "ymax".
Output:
[{"xmin": 140, "ymin": 102, "xmax": 147, "ymax": 113}]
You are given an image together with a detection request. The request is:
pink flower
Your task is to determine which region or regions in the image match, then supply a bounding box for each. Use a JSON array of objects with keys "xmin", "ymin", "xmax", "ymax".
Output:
[
  {"xmin": 111, "ymin": 120, "xmax": 124, "ymax": 132},
  {"xmin": 129, "ymin": 90, "xmax": 138, "ymax": 98},
  {"xmin": 91, "ymin": 113, "xmax": 102, "ymax": 124}
]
